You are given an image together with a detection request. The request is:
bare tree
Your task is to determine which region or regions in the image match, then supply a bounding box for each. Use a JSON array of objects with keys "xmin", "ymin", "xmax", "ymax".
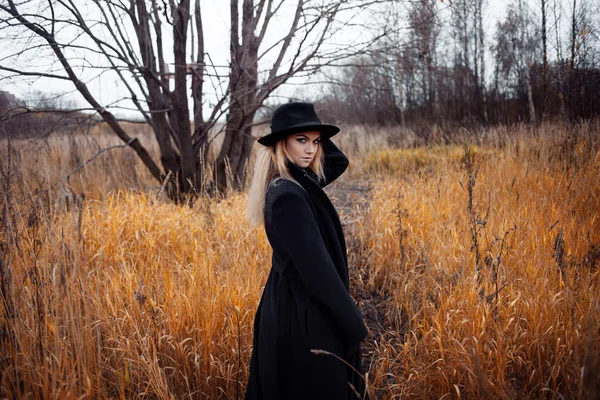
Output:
[
  {"xmin": 0, "ymin": 0, "xmax": 383, "ymax": 198},
  {"xmin": 408, "ymin": 0, "xmax": 440, "ymax": 120},
  {"xmin": 566, "ymin": 0, "xmax": 599, "ymax": 118},
  {"xmin": 540, "ymin": 0, "xmax": 548, "ymax": 119},
  {"xmin": 475, "ymin": 0, "xmax": 488, "ymax": 123},
  {"xmin": 450, "ymin": 0, "xmax": 475, "ymax": 121},
  {"xmin": 551, "ymin": 0, "xmax": 567, "ymax": 120},
  {"xmin": 520, "ymin": 0, "xmax": 537, "ymax": 124}
]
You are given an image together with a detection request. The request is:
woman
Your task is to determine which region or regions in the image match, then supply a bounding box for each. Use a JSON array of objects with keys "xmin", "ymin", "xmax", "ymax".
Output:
[{"xmin": 245, "ymin": 102, "xmax": 369, "ymax": 400}]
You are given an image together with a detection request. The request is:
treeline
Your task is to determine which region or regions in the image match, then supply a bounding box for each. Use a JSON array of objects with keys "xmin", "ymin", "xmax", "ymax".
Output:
[
  {"xmin": 0, "ymin": 91, "xmax": 93, "ymax": 139},
  {"xmin": 314, "ymin": 0, "xmax": 600, "ymax": 128}
]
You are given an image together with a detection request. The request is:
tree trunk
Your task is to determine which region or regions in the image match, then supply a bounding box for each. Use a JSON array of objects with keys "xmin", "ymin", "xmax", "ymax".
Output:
[
  {"xmin": 553, "ymin": 0, "xmax": 567, "ymax": 121},
  {"xmin": 525, "ymin": 68, "xmax": 537, "ymax": 124},
  {"xmin": 214, "ymin": 0, "xmax": 258, "ymax": 192},
  {"xmin": 192, "ymin": 0, "xmax": 209, "ymax": 192},
  {"xmin": 541, "ymin": 0, "xmax": 548, "ymax": 120},
  {"xmin": 519, "ymin": 0, "xmax": 536, "ymax": 125},
  {"xmin": 215, "ymin": 100, "xmax": 256, "ymax": 191},
  {"xmin": 569, "ymin": 0, "xmax": 577, "ymax": 120},
  {"xmin": 397, "ymin": 61, "xmax": 406, "ymax": 127},
  {"xmin": 477, "ymin": 0, "xmax": 488, "ymax": 123},
  {"xmin": 172, "ymin": 0, "xmax": 198, "ymax": 194},
  {"xmin": 132, "ymin": 0, "xmax": 180, "ymax": 178}
]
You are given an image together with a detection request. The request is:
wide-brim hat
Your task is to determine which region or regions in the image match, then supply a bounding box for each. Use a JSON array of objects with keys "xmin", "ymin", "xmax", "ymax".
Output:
[{"xmin": 257, "ymin": 102, "xmax": 340, "ymax": 146}]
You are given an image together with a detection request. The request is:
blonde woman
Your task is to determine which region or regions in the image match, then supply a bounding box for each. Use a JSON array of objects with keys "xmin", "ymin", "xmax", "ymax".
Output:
[{"xmin": 245, "ymin": 102, "xmax": 368, "ymax": 400}]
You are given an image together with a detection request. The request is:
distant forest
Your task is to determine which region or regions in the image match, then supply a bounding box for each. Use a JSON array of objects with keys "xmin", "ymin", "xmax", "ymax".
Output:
[{"xmin": 312, "ymin": 0, "xmax": 600, "ymax": 128}]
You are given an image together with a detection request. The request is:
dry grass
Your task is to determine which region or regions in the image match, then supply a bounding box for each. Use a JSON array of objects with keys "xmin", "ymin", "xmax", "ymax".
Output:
[
  {"xmin": 0, "ymin": 121, "xmax": 599, "ymax": 398},
  {"xmin": 356, "ymin": 123, "xmax": 600, "ymax": 399},
  {"xmin": 0, "ymin": 189, "xmax": 269, "ymax": 398}
]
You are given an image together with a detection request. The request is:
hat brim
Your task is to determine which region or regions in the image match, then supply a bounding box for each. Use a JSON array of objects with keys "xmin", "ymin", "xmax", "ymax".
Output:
[{"xmin": 257, "ymin": 122, "xmax": 340, "ymax": 146}]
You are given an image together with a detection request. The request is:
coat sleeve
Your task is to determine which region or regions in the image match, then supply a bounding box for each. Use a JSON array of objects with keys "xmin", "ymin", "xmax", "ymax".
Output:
[
  {"xmin": 320, "ymin": 137, "xmax": 349, "ymax": 188},
  {"xmin": 268, "ymin": 185, "xmax": 368, "ymax": 346}
]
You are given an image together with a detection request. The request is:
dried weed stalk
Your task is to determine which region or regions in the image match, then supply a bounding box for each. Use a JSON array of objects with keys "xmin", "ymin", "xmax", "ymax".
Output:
[{"xmin": 460, "ymin": 144, "xmax": 487, "ymax": 278}]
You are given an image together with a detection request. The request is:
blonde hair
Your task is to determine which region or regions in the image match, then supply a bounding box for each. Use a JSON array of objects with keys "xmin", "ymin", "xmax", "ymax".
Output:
[{"xmin": 246, "ymin": 137, "xmax": 325, "ymax": 226}]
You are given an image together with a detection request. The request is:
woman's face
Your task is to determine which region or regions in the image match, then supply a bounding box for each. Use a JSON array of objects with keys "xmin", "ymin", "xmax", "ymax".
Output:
[{"xmin": 284, "ymin": 130, "xmax": 321, "ymax": 168}]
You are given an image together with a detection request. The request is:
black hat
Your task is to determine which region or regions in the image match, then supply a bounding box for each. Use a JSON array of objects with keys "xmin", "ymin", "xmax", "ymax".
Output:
[{"xmin": 257, "ymin": 102, "xmax": 340, "ymax": 146}]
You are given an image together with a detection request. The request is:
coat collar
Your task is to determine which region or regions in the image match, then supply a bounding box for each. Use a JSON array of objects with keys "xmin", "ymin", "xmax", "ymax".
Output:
[{"xmin": 285, "ymin": 159, "xmax": 319, "ymax": 186}]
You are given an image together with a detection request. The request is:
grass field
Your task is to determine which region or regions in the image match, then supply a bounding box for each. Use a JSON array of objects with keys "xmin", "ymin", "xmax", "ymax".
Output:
[{"xmin": 0, "ymin": 121, "xmax": 599, "ymax": 399}]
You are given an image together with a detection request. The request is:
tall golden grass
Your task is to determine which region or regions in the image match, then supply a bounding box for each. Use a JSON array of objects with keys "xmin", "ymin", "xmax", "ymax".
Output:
[
  {"xmin": 0, "ymin": 121, "xmax": 598, "ymax": 398},
  {"xmin": 357, "ymin": 123, "xmax": 600, "ymax": 399}
]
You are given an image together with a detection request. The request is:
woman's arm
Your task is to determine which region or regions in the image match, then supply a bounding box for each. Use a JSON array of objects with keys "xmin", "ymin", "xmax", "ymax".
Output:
[
  {"xmin": 319, "ymin": 137, "xmax": 349, "ymax": 188},
  {"xmin": 267, "ymin": 183, "xmax": 368, "ymax": 346}
]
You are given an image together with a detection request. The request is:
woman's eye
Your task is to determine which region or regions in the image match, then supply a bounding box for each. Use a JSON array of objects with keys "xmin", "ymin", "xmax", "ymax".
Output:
[
  {"xmin": 297, "ymin": 138, "xmax": 306, "ymax": 143},
  {"xmin": 314, "ymin": 140, "xmax": 320, "ymax": 144}
]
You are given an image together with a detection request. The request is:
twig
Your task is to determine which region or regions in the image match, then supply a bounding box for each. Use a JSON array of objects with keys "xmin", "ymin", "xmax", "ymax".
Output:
[
  {"xmin": 548, "ymin": 219, "xmax": 560, "ymax": 232},
  {"xmin": 310, "ymin": 349, "xmax": 367, "ymax": 399},
  {"xmin": 5, "ymin": 137, "xmax": 141, "ymax": 207},
  {"xmin": 157, "ymin": 170, "xmax": 174, "ymax": 199},
  {"xmin": 65, "ymin": 137, "xmax": 137, "ymax": 183}
]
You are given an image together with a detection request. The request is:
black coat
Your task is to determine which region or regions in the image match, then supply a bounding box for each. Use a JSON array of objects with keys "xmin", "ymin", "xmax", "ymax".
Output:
[{"xmin": 245, "ymin": 138, "xmax": 369, "ymax": 400}]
